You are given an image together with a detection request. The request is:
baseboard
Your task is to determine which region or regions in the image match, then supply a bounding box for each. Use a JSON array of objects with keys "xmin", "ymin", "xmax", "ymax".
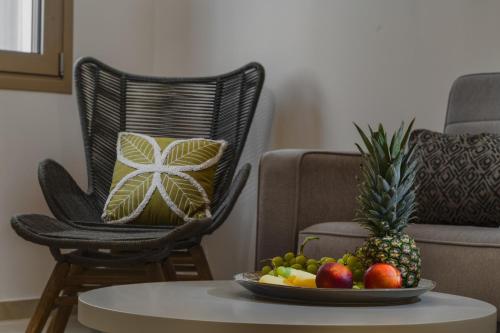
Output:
[{"xmin": 0, "ymin": 298, "xmax": 37, "ymax": 321}]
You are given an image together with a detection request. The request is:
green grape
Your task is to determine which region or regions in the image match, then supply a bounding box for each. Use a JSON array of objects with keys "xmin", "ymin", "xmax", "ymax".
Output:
[
  {"xmin": 283, "ymin": 262, "xmax": 290, "ymax": 267},
  {"xmin": 288, "ymin": 257, "xmax": 297, "ymax": 265},
  {"xmin": 276, "ymin": 266, "xmax": 290, "ymax": 277},
  {"xmin": 341, "ymin": 253, "xmax": 365, "ymax": 282},
  {"xmin": 306, "ymin": 258, "xmax": 318, "ymax": 266},
  {"xmin": 261, "ymin": 265, "xmax": 272, "ymax": 275},
  {"xmin": 291, "ymin": 264, "xmax": 303, "ymax": 270},
  {"xmin": 272, "ymin": 256, "xmax": 284, "ymax": 267},
  {"xmin": 353, "ymin": 269, "xmax": 364, "ymax": 282},
  {"xmin": 353, "ymin": 282, "xmax": 365, "ymax": 289},
  {"xmin": 320, "ymin": 257, "xmax": 336, "ymax": 264},
  {"xmin": 337, "ymin": 259, "xmax": 345, "ymax": 265},
  {"xmin": 284, "ymin": 252, "xmax": 295, "ymax": 262},
  {"xmin": 346, "ymin": 255, "xmax": 359, "ymax": 266},
  {"xmin": 306, "ymin": 264, "xmax": 318, "ymax": 274},
  {"xmin": 295, "ymin": 255, "xmax": 307, "ymax": 266}
]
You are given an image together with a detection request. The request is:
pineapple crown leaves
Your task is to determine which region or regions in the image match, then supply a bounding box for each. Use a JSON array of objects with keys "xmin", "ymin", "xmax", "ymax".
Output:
[{"xmin": 353, "ymin": 119, "xmax": 418, "ymax": 236}]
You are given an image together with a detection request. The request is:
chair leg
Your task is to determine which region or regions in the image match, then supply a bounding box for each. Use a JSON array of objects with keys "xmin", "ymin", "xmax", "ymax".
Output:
[
  {"xmin": 26, "ymin": 262, "xmax": 70, "ymax": 333},
  {"xmin": 146, "ymin": 263, "xmax": 166, "ymax": 282},
  {"xmin": 46, "ymin": 263, "xmax": 84, "ymax": 333},
  {"xmin": 190, "ymin": 245, "xmax": 213, "ymax": 280},
  {"xmin": 162, "ymin": 258, "xmax": 177, "ymax": 281},
  {"xmin": 46, "ymin": 295, "xmax": 74, "ymax": 333}
]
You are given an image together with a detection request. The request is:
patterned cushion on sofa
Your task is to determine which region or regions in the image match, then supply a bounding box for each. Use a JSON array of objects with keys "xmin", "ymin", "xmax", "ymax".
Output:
[{"xmin": 410, "ymin": 129, "xmax": 500, "ymax": 227}]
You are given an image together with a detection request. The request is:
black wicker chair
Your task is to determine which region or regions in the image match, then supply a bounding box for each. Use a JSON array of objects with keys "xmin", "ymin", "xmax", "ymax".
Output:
[{"xmin": 11, "ymin": 57, "xmax": 264, "ymax": 333}]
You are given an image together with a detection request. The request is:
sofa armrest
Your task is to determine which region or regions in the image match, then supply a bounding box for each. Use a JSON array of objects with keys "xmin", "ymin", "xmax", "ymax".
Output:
[{"xmin": 255, "ymin": 149, "xmax": 361, "ymax": 268}]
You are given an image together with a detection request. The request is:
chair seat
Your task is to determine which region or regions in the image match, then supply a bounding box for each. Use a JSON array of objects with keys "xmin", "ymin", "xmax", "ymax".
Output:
[{"xmin": 11, "ymin": 214, "xmax": 206, "ymax": 251}]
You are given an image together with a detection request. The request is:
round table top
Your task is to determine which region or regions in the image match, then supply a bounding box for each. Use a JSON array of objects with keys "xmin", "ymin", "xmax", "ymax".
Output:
[{"xmin": 78, "ymin": 280, "xmax": 497, "ymax": 333}]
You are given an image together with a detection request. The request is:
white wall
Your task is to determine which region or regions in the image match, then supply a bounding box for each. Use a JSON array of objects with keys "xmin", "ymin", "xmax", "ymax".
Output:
[
  {"xmin": 153, "ymin": 0, "xmax": 500, "ymax": 149},
  {"xmin": 3, "ymin": 0, "xmax": 500, "ymax": 301},
  {"xmin": 151, "ymin": 0, "xmax": 500, "ymax": 278},
  {"xmin": 0, "ymin": 0, "xmax": 155, "ymax": 301}
]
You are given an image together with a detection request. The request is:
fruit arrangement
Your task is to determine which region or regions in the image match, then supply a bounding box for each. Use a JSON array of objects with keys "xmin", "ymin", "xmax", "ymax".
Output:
[
  {"xmin": 259, "ymin": 249, "xmax": 402, "ymax": 289},
  {"xmin": 258, "ymin": 120, "xmax": 420, "ymax": 290},
  {"xmin": 258, "ymin": 236, "xmax": 398, "ymax": 289}
]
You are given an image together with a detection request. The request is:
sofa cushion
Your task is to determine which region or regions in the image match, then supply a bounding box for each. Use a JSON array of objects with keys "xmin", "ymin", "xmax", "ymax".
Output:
[
  {"xmin": 410, "ymin": 129, "xmax": 500, "ymax": 227},
  {"xmin": 300, "ymin": 222, "xmax": 500, "ymax": 252},
  {"xmin": 298, "ymin": 221, "xmax": 500, "ymax": 321}
]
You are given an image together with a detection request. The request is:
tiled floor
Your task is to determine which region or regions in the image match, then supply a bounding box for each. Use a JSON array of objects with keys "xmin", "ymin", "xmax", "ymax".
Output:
[{"xmin": 0, "ymin": 316, "xmax": 97, "ymax": 333}]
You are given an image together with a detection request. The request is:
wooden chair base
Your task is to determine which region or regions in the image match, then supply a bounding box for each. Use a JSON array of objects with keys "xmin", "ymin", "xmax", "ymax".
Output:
[
  {"xmin": 26, "ymin": 245, "xmax": 212, "ymax": 333},
  {"xmin": 167, "ymin": 244, "xmax": 213, "ymax": 281}
]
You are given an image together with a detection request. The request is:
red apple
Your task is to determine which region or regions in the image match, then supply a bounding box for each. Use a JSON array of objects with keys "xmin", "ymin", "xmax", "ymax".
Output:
[
  {"xmin": 315, "ymin": 262, "xmax": 353, "ymax": 288},
  {"xmin": 364, "ymin": 263, "xmax": 402, "ymax": 289}
]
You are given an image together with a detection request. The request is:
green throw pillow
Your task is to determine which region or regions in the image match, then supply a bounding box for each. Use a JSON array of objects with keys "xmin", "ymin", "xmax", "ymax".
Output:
[{"xmin": 102, "ymin": 132, "xmax": 227, "ymax": 225}]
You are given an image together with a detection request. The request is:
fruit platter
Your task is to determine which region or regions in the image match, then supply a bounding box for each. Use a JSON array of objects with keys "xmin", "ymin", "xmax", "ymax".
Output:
[
  {"xmin": 236, "ymin": 121, "xmax": 436, "ymax": 305},
  {"xmin": 235, "ymin": 273, "xmax": 435, "ymax": 306},
  {"xmin": 235, "ymin": 237, "xmax": 435, "ymax": 305},
  {"xmin": 234, "ymin": 237, "xmax": 436, "ymax": 305}
]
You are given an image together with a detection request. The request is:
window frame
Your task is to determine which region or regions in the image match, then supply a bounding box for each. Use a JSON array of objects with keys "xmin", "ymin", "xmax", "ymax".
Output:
[{"xmin": 0, "ymin": 0, "xmax": 73, "ymax": 94}]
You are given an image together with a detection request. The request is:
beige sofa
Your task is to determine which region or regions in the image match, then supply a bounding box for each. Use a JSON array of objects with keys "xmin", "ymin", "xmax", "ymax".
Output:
[
  {"xmin": 256, "ymin": 149, "xmax": 500, "ymax": 320},
  {"xmin": 256, "ymin": 73, "xmax": 500, "ymax": 321}
]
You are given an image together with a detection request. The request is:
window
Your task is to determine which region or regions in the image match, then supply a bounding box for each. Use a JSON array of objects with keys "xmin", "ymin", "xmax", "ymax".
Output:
[{"xmin": 0, "ymin": 0, "xmax": 73, "ymax": 94}]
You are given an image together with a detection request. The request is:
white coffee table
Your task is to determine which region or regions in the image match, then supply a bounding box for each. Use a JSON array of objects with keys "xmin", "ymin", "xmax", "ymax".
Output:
[{"xmin": 79, "ymin": 281, "xmax": 496, "ymax": 333}]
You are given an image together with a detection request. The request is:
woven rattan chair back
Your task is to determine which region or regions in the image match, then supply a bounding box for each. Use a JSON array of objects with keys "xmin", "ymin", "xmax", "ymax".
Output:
[{"xmin": 75, "ymin": 58, "xmax": 265, "ymax": 213}]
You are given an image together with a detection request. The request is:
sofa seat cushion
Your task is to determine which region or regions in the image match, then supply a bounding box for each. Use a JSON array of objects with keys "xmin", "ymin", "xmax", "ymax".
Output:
[{"xmin": 300, "ymin": 222, "xmax": 500, "ymax": 252}]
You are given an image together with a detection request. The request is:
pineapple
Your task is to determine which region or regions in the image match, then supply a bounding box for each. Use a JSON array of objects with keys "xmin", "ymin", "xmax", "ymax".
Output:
[{"xmin": 354, "ymin": 120, "xmax": 421, "ymax": 288}]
